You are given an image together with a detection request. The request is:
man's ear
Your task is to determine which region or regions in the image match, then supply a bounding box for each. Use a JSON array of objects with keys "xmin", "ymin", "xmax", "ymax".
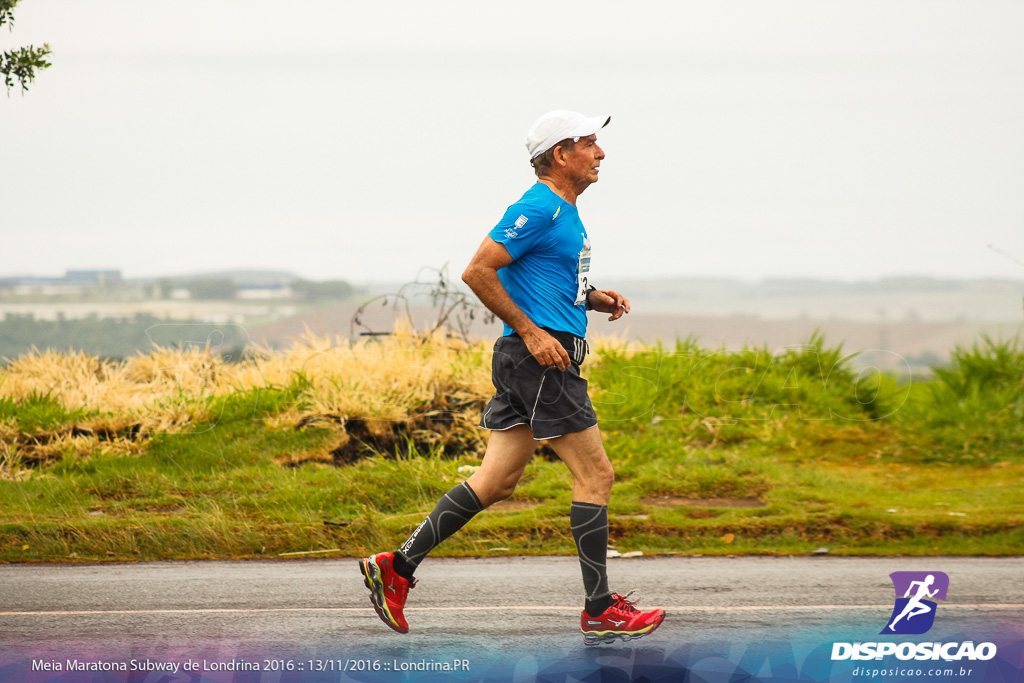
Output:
[{"xmin": 552, "ymin": 144, "xmax": 568, "ymax": 167}]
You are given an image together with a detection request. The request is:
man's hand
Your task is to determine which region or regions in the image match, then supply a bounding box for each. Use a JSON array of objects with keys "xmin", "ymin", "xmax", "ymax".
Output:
[
  {"xmin": 523, "ymin": 328, "xmax": 571, "ymax": 371},
  {"xmin": 587, "ymin": 289, "xmax": 630, "ymax": 321}
]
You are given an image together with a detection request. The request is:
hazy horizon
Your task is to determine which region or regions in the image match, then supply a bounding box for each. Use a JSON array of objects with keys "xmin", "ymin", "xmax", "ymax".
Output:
[{"xmin": 4, "ymin": 265, "xmax": 1024, "ymax": 288}]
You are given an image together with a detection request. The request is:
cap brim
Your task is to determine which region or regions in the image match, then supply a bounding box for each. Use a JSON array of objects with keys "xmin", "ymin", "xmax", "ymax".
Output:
[{"xmin": 570, "ymin": 114, "xmax": 611, "ymax": 138}]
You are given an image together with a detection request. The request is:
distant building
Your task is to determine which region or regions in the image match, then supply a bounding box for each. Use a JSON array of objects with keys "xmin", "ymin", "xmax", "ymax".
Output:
[
  {"xmin": 8, "ymin": 276, "xmax": 77, "ymax": 296},
  {"xmin": 2, "ymin": 270, "xmax": 123, "ymax": 295},
  {"xmin": 65, "ymin": 270, "xmax": 123, "ymax": 287},
  {"xmin": 237, "ymin": 285, "xmax": 293, "ymax": 300},
  {"xmin": 14, "ymin": 284, "xmax": 85, "ymax": 296}
]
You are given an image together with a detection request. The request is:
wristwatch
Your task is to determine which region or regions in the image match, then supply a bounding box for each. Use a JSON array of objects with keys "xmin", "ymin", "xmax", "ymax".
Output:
[{"xmin": 584, "ymin": 285, "xmax": 597, "ymax": 311}]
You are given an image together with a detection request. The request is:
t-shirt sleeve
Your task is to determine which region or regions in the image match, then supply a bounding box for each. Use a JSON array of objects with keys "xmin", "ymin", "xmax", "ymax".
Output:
[{"xmin": 488, "ymin": 202, "xmax": 550, "ymax": 261}]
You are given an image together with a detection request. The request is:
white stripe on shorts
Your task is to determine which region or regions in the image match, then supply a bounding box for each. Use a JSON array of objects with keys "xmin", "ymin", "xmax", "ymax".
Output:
[{"xmin": 529, "ymin": 375, "xmax": 547, "ymax": 429}]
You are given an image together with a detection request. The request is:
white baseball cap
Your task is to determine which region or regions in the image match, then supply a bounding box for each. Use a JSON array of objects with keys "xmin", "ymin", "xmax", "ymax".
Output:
[{"xmin": 525, "ymin": 110, "xmax": 611, "ymax": 161}]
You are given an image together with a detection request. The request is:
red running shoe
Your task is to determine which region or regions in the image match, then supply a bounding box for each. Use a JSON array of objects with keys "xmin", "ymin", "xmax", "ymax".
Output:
[
  {"xmin": 359, "ymin": 552, "xmax": 416, "ymax": 634},
  {"xmin": 580, "ymin": 592, "xmax": 666, "ymax": 645}
]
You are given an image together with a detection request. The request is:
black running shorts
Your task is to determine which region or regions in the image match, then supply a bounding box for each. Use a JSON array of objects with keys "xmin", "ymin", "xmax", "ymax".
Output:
[{"xmin": 479, "ymin": 329, "xmax": 597, "ymax": 440}]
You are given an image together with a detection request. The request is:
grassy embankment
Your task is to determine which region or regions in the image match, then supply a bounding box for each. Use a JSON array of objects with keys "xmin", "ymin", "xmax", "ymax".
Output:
[{"xmin": 1, "ymin": 327, "xmax": 1022, "ymax": 562}]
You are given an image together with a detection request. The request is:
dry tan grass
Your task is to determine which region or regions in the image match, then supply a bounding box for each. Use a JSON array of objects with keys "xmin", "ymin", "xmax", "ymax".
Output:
[
  {"xmin": 1, "ymin": 347, "xmax": 222, "ymax": 428},
  {"xmin": 258, "ymin": 325, "xmax": 491, "ymax": 422},
  {"xmin": 0, "ymin": 439, "xmax": 29, "ymax": 481},
  {"xmin": 0, "ymin": 322, "xmax": 494, "ymax": 467}
]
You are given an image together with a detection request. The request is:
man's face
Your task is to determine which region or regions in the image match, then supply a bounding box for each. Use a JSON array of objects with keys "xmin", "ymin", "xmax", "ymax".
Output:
[{"xmin": 561, "ymin": 134, "xmax": 605, "ymax": 186}]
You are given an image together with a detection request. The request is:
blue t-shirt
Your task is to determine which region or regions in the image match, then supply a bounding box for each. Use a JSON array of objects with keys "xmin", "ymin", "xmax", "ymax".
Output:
[{"xmin": 488, "ymin": 183, "xmax": 591, "ymax": 338}]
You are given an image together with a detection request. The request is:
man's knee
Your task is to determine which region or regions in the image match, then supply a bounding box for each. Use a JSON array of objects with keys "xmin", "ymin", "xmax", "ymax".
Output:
[
  {"xmin": 573, "ymin": 448, "xmax": 614, "ymax": 491},
  {"xmin": 484, "ymin": 479, "xmax": 517, "ymax": 506},
  {"xmin": 467, "ymin": 474, "xmax": 517, "ymax": 508},
  {"xmin": 593, "ymin": 456, "xmax": 615, "ymax": 492}
]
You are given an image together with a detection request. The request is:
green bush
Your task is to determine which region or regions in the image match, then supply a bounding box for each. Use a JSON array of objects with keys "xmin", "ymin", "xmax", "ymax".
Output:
[
  {"xmin": 590, "ymin": 333, "xmax": 911, "ymax": 432},
  {"xmin": 900, "ymin": 336, "xmax": 1024, "ymax": 460}
]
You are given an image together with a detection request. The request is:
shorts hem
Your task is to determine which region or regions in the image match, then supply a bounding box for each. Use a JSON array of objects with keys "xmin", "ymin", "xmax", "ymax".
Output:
[{"xmin": 478, "ymin": 420, "xmax": 598, "ymax": 441}]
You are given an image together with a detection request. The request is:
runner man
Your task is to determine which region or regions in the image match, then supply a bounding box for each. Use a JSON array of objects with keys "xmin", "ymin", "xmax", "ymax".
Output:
[{"xmin": 359, "ymin": 110, "xmax": 665, "ymax": 645}]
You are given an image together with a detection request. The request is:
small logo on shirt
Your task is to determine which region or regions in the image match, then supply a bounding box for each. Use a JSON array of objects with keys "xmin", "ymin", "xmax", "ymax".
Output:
[
  {"xmin": 505, "ymin": 214, "xmax": 528, "ymax": 239},
  {"xmin": 552, "ymin": 206, "xmax": 561, "ymax": 220}
]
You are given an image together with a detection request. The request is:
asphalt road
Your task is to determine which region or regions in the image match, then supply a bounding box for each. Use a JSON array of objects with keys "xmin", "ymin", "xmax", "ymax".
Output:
[{"xmin": 1, "ymin": 556, "xmax": 1022, "ymax": 681}]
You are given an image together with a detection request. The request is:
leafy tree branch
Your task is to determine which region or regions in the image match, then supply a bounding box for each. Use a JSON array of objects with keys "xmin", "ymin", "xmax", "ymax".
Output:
[{"xmin": 1, "ymin": 0, "xmax": 51, "ymax": 94}]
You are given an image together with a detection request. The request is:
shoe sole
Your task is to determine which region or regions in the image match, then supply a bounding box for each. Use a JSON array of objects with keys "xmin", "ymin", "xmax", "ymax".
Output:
[
  {"xmin": 358, "ymin": 556, "xmax": 408, "ymax": 634},
  {"xmin": 582, "ymin": 613, "xmax": 665, "ymax": 646}
]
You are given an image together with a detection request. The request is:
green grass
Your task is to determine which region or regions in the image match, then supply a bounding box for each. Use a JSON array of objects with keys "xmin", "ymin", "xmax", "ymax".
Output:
[
  {"xmin": 1, "ymin": 334, "xmax": 1023, "ymax": 562},
  {"xmin": 0, "ymin": 391, "xmax": 93, "ymax": 433}
]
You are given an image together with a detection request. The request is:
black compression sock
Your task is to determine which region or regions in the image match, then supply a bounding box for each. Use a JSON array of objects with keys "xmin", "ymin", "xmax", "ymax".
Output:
[
  {"xmin": 585, "ymin": 594, "xmax": 615, "ymax": 618},
  {"xmin": 571, "ymin": 501, "xmax": 611, "ymax": 609},
  {"xmin": 395, "ymin": 481, "xmax": 484, "ymax": 572},
  {"xmin": 392, "ymin": 551, "xmax": 417, "ymax": 581}
]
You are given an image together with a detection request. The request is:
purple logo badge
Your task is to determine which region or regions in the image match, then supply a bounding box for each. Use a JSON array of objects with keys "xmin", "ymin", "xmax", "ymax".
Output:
[{"xmin": 882, "ymin": 571, "xmax": 950, "ymax": 635}]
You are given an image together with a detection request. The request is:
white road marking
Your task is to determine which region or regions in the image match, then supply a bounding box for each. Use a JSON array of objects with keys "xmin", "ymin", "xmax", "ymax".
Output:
[{"xmin": 2, "ymin": 604, "xmax": 1021, "ymax": 617}]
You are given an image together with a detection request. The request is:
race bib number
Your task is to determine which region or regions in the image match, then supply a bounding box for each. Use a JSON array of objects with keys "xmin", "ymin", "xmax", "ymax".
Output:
[{"xmin": 574, "ymin": 237, "xmax": 592, "ymax": 306}]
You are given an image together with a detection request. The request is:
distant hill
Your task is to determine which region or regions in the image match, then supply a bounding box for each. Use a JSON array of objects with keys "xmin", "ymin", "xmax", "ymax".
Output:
[
  {"xmin": 611, "ymin": 277, "xmax": 1024, "ymax": 323},
  {"xmin": 135, "ymin": 270, "xmax": 302, "ymax": 288}
]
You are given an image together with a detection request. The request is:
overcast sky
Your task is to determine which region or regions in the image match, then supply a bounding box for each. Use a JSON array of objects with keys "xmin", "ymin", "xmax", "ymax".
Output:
[{"xmin": 2, "ymin": 0, "xmax": 1023, "ymax": 284}]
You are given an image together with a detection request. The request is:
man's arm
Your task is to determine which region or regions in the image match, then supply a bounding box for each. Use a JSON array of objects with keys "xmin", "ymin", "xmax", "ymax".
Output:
[{"xmin": 462, "ymin": 236, "xmax": 572, "ymax": 371}]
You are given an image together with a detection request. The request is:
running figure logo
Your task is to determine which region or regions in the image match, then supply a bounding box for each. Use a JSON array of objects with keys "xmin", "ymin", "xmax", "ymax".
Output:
[{"xmin": 882, "ymin": 571, "xmax": 950, "ymax": 635}]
